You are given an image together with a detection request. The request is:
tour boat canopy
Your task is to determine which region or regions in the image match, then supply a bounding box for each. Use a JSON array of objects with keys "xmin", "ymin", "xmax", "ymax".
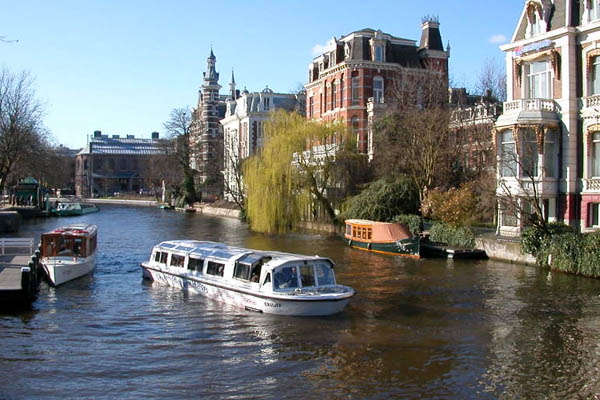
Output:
[{"xmin": 345, "ymin": 219, "xmax": 412, "ymax": 243}]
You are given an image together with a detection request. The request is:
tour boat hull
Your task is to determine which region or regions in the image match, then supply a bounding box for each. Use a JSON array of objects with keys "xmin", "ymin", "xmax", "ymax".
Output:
[
  {"xmin": 141, "ymin": 264, "xmax": 354, "ymax": 316},
  {"xmin": 42, "ymin": 254, "xmax": 96, "ymax": 286},
  {"xmin": 347, "ymin": 237, "xmax": 420, "ymax": 258}
]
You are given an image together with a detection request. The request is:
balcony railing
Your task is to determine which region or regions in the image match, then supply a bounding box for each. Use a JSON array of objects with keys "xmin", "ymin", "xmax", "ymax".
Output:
[
  {"xmin": 503, "ymin": 98, "xmax": 558, "ymax": 113},
  {"xmin": 584, "ymin": 94, "xmax": 600, "ymax": 108},
  {"xmin": 584, "ymin": 178, "xmax": 600, "ymax": 191}
]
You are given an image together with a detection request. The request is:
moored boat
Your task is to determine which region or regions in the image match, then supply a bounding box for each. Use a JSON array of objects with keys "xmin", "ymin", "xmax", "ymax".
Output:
[
  {"xmin": 53, "ymin": 201, "xmax": 99, "ymax": 216},
  {"xmin": 344, "ymin": 219, "xmax": 420, "ymax": 258},
  {"xmin": 40, "ymin": 224, "xmax": 98, "ymax": 286},
  {"xmin": 140, "ymin": 240, "xmax": 355, "ymax": 316}
]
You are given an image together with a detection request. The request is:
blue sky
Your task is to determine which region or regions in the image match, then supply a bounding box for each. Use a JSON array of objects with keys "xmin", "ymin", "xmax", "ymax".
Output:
[{"xmin": 1, "ymin": 0, "xmax": 524, "ymax": 148}]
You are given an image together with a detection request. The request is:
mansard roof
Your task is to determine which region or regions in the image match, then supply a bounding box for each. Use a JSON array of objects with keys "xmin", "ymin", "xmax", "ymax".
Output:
[{"xmin": 79, "ymin": 136, "xmax": 168, "ymax": 156}]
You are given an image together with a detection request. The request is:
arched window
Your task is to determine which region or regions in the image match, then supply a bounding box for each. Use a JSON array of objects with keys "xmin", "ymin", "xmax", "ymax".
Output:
[
  {"xmin": 500, "ymin": 130, "xmax": 516, "ymax": 177},
  {"xmin": 373, "ymin": 76, "xmax": 384, "ymax": 103}
]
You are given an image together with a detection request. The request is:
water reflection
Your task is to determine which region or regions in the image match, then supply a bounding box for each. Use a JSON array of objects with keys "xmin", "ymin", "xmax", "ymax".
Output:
[{"xmin": 0, "ymin": 205, "xmax": 599, "ymax": 399}]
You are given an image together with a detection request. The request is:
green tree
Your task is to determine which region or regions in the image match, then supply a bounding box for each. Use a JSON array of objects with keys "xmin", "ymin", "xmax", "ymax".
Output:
[
  {"xmin": 244, "ymin": 110, "xmax": 360, "ymax": 234},
  {"xmin": 340, "ymin": 177, "xmax": 420, "ymax": 222}
]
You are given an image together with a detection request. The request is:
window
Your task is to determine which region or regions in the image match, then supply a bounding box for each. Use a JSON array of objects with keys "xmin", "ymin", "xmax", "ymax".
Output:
[
  {"xmin": 170, "ymin": 254, "xmax": 185, "ymax": 268},
  {"xmin": 340, "ymin": 77, "xmax": 344, "ymax": 107},
  {"xmin": 501, "ymin": 202, "xmax": 518, "ymax": 227},
  {"xmin": 589, "ymin": 0, "xmax": 600, "ymax": 21},
  {"xmin": 593, "ymin": 56, "xmax": 600, "ymax": 95},
  {"xmin": 544, "ymin": 130, "xmax": 556, "ymax": 178},
  {"xmin": 324, "ymin": 85, "xmax": 328, "ymax": 111},
  {"xmin": 375, "ymin": 45, "xmax": 384, "ymax": 62},
  {"xmin": 373, "ymin": 76, "xmax": 384, "ymax": 103},
  {"xmin": 300, "ymin": 265, "xmax": 315, "ymax": 288},
  {"xmin": 590, "ymin": 203, "xmax": 600, "ymax": 227},
  {"xmin": 263, "ymin": 97, "xmax": 270, "ymax": 111},
  {"xmin": 522, "ymin": 129, "xmax": 539, "ymax": 177},
  {"xmin": 526, "ymin": 61, "xmax": 552, "ymax": 99},
  {"xmin": 273, "ymin": 266, "xmax": 298, "ymax": 290},
  {"xmin": 206, "ymin": 261, "xmax": 225, "ymax": 277},
  {"xmin": 351, "ymin": 77, "xmax": 359, "ymax": 105},
  {"xmin": 315, "ymin": 262, "xmax": 335, "ymax": 286},
  {"xmin": 352, "ymin": 117, "xmax": 360, "ymax": 148},
  {"xmin": 592, "ymin": 132, "xmax": 600, "ymax": 177},
  {"xmin": 530, "ymin": 11, "xmax": 542, "ymax": 36},
  {"xmin": 155, "ymin": 251, "xmax": 168, "ymax": 265},
  {"xmin": 309, "ymin": 96, "xmax": 314, "ymax": 118},
  {"xmin": 233, "ymin": 262, "xmax": 251, "ymax": 281},
  {"xmin": 332, "ymin": 81, "xmax": 337, "ymax": 108},
  {"xmin": 188, "ymin": 257, "xmax": 204, "ymax": 272},
  {"xmin": 500, "ymin": 130, "xmax": 517, "ymax": 177}
]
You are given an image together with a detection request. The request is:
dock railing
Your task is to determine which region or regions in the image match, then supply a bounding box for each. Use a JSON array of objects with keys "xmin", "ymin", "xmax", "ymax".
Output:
[{"xmin": 0, "ymin": 238, "xmax": 34, "ymax": 255}]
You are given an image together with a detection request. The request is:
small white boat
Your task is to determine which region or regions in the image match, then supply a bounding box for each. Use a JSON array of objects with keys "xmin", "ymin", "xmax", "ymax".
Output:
[
  {"xmin": 40, "ymin": 224, "xmax": 98, "ymax": 286},
  {"xmin": 140, "ymin": 240, "xmax": 355, "ymax": 316}
]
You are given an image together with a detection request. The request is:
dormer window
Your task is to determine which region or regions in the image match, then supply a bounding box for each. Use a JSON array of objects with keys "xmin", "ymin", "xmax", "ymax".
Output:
[
  {"xmin": 375, "ymin": 45, "xmax": 384, "ymax": 62},
  {"xmin": 526, "ymin": 2, "xmax": 547, "ymax": 38},
  {"xmin": 329, "ymin": 52, "xmax": 336, "ymax": 67}
]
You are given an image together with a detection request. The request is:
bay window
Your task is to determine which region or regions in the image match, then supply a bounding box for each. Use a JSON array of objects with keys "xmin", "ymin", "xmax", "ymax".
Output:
[
  {"xmin": 592, "ymin": 56, "xmax": 600, "ymax": 95},
  {"xmin": 543, "ymin": 130, "xmax": 557, "ymax": 178},
  {"xmin": 521, "ymin": 129, "xmax": 538, "ymax": 177},
  {"xmin": 500, "ymin": 130, "xmax": 517, "ymax": 177}
]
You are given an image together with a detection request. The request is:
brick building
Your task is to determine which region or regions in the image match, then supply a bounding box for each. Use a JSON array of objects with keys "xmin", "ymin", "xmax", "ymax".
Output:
[
  {"xmin": 305, "ymin": 19, "xmax": 450, "ymax": 159},
  {"xmin": 495, "ymin": 0, "xmax": 600, "ymax": 235}
]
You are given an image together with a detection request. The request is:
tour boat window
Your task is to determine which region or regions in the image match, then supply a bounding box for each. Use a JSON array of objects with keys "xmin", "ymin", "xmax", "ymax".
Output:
[
  {"xmin": 234, "ymin": 262, "xmax": 251, "ymax": 281},
  {"xmin": 73, "ymin": 238, "xmax": 84, "ymax": 257},
  {"xmin": 58, "ymin": 237, "xmax": 74, "ymax": 256},
  {"xmin": 154, "ymin": 251, "xmax": 160, "ymax": 262},
  {"xmin": 206, "ymin": 261, "xmax": 225, "ymax": 277},
  {"xmin": 170, "ymin": 254, "xmax": 185, "ymax": 268},
  {"xmin": 346, "ymin": 224, "xmax": 351, "ymax": 235},
  {"xmin": 159, "ymin": 252, "xmax": 168, "ymax": 265},
  {"xmin": 367, "ymin": 228, "xmax": 372, "ymax": 240},
  {"xmin": 352, "ymin": 226, "xmax": 357, "ymax": 237},
  {"xmin": 188, "ymin": 257, "xmax": 204, "ymax": 272},
  {"xmin": 300, "ymin": 264, "xmax": 315, "ymax": 288},
  {"xmin": 315, "ymin": 262, "xmax": 335, "ymax": 286},
  {"xmin": 250, "ymin": 264, "xmax": 262, "ymax": 283},
  {"xmin": 273, "ymin": 266, "xmax": 298, "ymax": 290}
]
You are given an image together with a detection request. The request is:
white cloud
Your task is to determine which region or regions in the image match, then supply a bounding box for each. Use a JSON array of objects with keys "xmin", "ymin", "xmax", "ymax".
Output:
[
  {"xmin": 489, "ymin": 34, "xmax": 508, "ymax": 44},
  {"xmin": 311, "ymin": 38, "xmax": 337, "ymax": 56}
]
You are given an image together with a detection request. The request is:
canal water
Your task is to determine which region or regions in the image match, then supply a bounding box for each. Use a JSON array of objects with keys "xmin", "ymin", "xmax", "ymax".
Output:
[{"xmin": 2, "ymin": 205, "xmax": 600, "ymax": 399}]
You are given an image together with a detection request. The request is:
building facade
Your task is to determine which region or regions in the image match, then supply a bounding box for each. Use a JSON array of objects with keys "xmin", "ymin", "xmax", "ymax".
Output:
[
  {"xmin": 495, "ymin": 0, "xmax": 600, "ymax": 235},
  {"xmin": 221, "ymin": 83, "xmax": 305, "ymax": 201},
  {"xmin": 305, "ymin": 20, "xmax": 450, "ymax": 159},
  {"xmin": 189, "ymin": 50, "xmax": 228, "ymax": 194},
  {"xmin": 75, "ymin": 131, "xmax": 166, "ymax": 198}
]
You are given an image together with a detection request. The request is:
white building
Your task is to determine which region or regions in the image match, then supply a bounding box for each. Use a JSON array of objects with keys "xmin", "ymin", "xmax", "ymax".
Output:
[
  {"xmin": 495, "ymin": 0, "xmax": 600, "ymax": 236},
  {"xmin": 221, "ymin": 83, "xmax": 304, "ymax": 201}
]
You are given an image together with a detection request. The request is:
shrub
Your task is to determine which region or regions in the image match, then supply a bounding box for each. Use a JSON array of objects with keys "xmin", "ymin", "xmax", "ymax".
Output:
[
  {"xmin": 340, "ymin": 176, "xmax": 420, "ymax": 222},
  {"xmin": 429, "ymin": 222, "xmax": 475, "ymax": 248},
  {"xmin": 392, "ymin": 214, "xmax": 423, "ymax": 236},
  {"xmin": 521, "ymin": 222, "xmax": 574, "ymax": 260},
  {"xmin": 421, "ymin": 183, "xmax": 477, "ymax": 227}
]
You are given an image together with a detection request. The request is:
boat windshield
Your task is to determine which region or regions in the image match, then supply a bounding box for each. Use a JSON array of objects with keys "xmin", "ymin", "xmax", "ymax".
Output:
[{"xmin": 273, "ymin": 261, "xmax": 336, "ymax": 291}]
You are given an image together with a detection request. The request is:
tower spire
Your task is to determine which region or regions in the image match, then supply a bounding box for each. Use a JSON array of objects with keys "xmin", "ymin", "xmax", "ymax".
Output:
[{"xmin": 229, "ymin": 68, "xmax": 237, "ymax": 99}]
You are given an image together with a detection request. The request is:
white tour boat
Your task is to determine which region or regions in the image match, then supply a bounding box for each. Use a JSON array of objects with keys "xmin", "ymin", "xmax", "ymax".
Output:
[
  {"xmin": 140, "ymin": 240, "xmax": 356, "ymax": 316},
  {"xmin": 40, "ymin": 224, "xmax": 98, "ymax": 286}
]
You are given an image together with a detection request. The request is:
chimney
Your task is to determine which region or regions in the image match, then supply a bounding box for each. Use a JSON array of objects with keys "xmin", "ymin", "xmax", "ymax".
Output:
[
  {"xmin": 93, "ymin": 130, "xmax": 102, "ymax": 138},
  {"xmin": 151, "ymin": 131, "xmax": 159, "ymax": 140},
  {"xmin": 419, "ymin": 16, "xmax": 444, "ymax": 51}
]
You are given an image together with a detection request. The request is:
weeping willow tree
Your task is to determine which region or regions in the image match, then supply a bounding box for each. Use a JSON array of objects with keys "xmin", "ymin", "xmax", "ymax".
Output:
[{"xmin": 244, "ymin": 110, "xmax": 356, "ymax": 234}]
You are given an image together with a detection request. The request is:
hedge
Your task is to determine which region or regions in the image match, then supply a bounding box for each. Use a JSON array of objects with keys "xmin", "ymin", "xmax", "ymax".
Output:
[{"xmin": 429, "ymin": 223, "xmax": 475, "ymax": 249}]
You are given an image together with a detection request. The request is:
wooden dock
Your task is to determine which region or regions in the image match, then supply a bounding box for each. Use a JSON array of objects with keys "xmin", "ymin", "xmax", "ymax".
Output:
[
  {"xmin": 420, "ymin": 239, "xmax": 488, "ymax": 260},
  {"xmin": 0, "ymin": 238, "xmax": 41, "ymax": 309}
]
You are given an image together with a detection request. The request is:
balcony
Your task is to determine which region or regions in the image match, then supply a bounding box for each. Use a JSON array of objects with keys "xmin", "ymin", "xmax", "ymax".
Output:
[
  {"xmin": 496, "ymin": 98, "xmax": 560, "ymax": 128},
  {"xmin": 584, "ymin": 178, "xmax": 600, "ymax": 192},
  {"xmin": 366, "ymin": 97, "xmax": 387, "ymax": 116},
  {"xmin": 581, "ymin": 95, "xmax": 600, "ymax": 121}
]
